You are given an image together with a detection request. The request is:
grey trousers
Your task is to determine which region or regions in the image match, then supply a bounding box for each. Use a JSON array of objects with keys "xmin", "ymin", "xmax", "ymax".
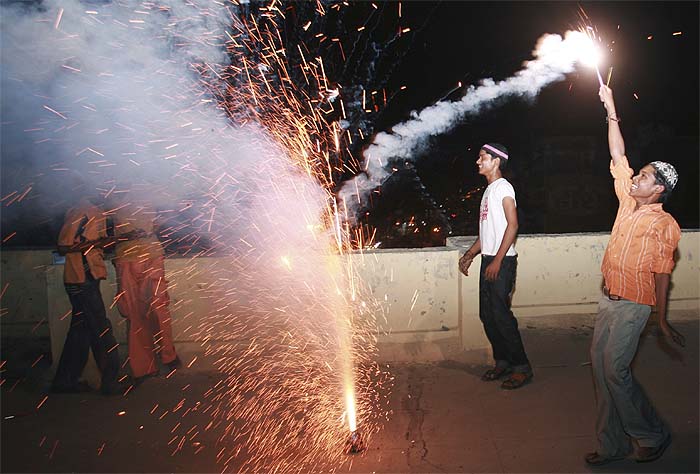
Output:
[{"xmin": 590, "ymin": 296, "xmax": 668, "ymax": 456}]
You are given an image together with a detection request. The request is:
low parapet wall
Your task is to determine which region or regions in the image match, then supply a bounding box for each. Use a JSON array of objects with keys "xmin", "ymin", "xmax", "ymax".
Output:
[{"xmin": 1, "ymin": 231, "xmax": 698, "ymax": 364}]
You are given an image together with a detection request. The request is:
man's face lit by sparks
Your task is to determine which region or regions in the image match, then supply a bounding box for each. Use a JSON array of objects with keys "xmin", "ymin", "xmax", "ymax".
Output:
[
  {"xmin": 476, "ymin": 149, "xmax": 499, "ymax": 176},
  {"xmin": 630, "ymin": 164, "xmax": 664, "ymax": 201}
]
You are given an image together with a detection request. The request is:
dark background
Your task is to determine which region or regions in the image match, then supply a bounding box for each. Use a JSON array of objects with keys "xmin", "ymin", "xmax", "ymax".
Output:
[
  {"xmin": 1, "ymin": 1, "xmax": 697, "ymax": 250},
  {"xmin": 356, "ymin": 1, "xmax": 698, "ymax": 247}
]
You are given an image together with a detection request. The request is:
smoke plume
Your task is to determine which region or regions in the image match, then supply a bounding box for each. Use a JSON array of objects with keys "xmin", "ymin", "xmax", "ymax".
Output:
[{"xmin": 338, "ymin": 30, "xmax": 599, "ymax": 220}]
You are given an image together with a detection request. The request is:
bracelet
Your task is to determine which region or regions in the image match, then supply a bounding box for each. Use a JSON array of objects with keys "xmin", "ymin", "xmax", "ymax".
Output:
[{"xmin": 606, "ymin": 115, "xmax": 621, "ymax": 123}]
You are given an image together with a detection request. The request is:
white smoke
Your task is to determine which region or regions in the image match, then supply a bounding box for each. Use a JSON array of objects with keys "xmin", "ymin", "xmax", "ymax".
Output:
[
  {"xmin": 338, "ymin": 30, "xmax": 600, "ymax": 220},
  {"xmin": 1, "ymin": 3, "xmax": 389, "ymax": 471},
  {"xmin": 0, "ymin": 0, "xmax": 249, "ymax": 217}
]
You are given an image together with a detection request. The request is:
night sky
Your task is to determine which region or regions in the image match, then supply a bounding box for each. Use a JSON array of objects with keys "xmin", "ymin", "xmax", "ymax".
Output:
[
  {"xmin": 358, "ymin": 1, "xmax": 698, "ymax": 247},
  {"xmin": 1, "ymin": 1, "xmax": 698, "ymax": 249}
]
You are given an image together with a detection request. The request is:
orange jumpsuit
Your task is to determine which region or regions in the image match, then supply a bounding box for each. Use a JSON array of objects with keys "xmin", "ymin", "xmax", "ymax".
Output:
[{"xmin": 113, "ymin": 205, "xmax": 178, "ymax": 378}]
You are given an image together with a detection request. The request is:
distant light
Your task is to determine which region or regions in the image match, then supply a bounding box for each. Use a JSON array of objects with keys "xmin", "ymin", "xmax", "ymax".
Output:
[
  {"xmin": 400, "ymin": 86, "xmax": 407, "ymax": 90},
  {"xmin": 118, "ymin": 411, "xmax": 126, "ymax": 416},
  {"xmin": 401, "ymin": 27, "xmax": 411, "ymax": 33},
  {"xmin": 633, "ymin": 93, "xmax": 639, "ymax": 100},
  {"xmin": 672, "ymin": 31, "xmax": 682, "ymax": 36},
  {"xmin": 647, "ymin": 35, "xmax": 653, "ymax": 40}
]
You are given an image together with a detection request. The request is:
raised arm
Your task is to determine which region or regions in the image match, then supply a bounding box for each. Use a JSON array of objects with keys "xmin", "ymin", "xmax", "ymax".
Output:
[{"xmin": 598, "ymin": 86, "xmax": 625, "ymax": 167}]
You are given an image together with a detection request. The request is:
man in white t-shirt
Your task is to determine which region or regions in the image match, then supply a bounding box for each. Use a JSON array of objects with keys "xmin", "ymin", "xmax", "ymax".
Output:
[{"xmin": 459, "ymin": 143, "xmax": 533, "ymax": 389}]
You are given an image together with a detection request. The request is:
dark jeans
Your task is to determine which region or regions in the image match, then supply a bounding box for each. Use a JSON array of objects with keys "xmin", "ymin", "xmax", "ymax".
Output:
[
  {"xmin": 52, "ymin": 278, "xmax": 119, "ymax": 389},
  {"xmin": 479, "ymin": 255, "xmax": 531, "ymax": 373}
]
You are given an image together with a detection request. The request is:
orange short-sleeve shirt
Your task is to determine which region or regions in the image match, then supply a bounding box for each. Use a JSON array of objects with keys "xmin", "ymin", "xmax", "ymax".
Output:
[
  {"xmin": 601, "ymin": 156, "xmax": 681, "ymax": 305},
  {"xmin": 58, "ymin": 198, "xmax": 108, "ymax": 284}
]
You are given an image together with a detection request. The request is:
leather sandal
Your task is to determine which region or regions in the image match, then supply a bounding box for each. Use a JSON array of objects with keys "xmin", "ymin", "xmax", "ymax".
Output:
[
  {"xmin": 481, "ymin": 366, "xmax": 512, "ymax": 381},
  {"xmin": 635, "ymin": 434, "xmax": 671, "ymax": 463},
  {"xmin": 500, "ymin": 372, "xmax": 533, "ymax": 390},
  {"xmin": 584, "ymin": 451, "xmax": 626, "ymax": 466}
]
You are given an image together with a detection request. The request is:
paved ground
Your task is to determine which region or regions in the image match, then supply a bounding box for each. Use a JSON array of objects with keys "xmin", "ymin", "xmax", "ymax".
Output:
[{"xmin": 2, "ymin": 316, "xmax": 698, "ymax": 473}]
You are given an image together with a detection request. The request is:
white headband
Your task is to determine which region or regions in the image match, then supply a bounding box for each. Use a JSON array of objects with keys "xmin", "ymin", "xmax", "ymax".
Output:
[{"xmin": 482, "ymin": 144, "xmax": 508, "ymax": 160}]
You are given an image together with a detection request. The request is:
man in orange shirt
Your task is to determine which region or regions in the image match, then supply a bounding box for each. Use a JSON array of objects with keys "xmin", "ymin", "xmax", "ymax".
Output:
[
  {"xmin": 111, "ymin": 195, "xmax": 180, "ymax": 383},
  {"xmin": 585, "ymin": 86, "xmax": 685, "ymax": 466},
  {"xmin": 52, "ymin": 195, "xmax": 123, "ymax": 395}
]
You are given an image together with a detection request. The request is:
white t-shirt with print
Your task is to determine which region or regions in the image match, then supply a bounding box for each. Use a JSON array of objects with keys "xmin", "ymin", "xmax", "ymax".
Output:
[{"xmin": 479, "ymin": 177, "xmax": 517, "ymax": 257}]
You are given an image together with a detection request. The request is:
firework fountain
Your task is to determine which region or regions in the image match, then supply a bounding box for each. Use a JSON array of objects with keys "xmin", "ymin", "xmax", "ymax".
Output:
[{"xmin": 1, "ymin": 0, "xmax": 393, "ymax": 471}]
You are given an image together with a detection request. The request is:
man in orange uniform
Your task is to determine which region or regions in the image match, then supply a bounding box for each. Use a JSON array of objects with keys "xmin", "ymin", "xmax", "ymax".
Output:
[
  {"xmin": 112, "ymin": 198, "xmax": 180, "ymax": 382},
  {"xmin": 585, "ymin": 86, "xmax": 685, "ymax": 466},
  {"xmin": 52, "ymin": 196, "xmax": 122, "ymax": 395}
]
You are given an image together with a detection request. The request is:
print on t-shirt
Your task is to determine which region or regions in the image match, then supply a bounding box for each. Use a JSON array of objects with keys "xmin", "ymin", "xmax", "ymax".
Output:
[{"xmin": 480, "ymin": 200, "xmax": 488, "ymax": 222}]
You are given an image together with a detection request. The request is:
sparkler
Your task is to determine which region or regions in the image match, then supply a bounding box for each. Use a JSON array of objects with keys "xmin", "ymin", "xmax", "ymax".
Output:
[
  {"xmin": 577, "ymin": 26, "xmax": 606, "ymax": 87},
  {"xmin": 606, "ymin": 66, "xmax": 614, "ymax": 87},
  {"xmin": 595, "ymin": 66, "xmax": 604, "ymax": 87}
]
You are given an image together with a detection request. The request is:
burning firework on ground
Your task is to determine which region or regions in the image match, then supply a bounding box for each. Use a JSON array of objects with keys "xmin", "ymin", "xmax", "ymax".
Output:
[{"xmin": 1, "ymin": 0, "xmax": 396, "ymax": 471}]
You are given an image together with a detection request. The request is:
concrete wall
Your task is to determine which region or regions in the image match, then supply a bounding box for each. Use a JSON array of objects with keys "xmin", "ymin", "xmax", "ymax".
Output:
[
  {"xmin": 349, "ymin": 247, "xmax": 463, "ymax": 361},
  {"xmin": 449, "ymin": 232, "xmax": 700, "ymax": 361},
  {"xmin": 0, "ymin": 249, "xmax": 55, "ymax": 338},
  {"xmin": 2, "ymin": 231, "xmax": 698, "ymax": 364}
]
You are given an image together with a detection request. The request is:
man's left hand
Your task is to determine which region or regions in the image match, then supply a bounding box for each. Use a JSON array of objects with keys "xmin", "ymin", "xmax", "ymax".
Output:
[
  {"xmin": 484, "ymin": 260, "xmax": 501, "ymax": 281},
  {"xmin": 660, "ymin": 321, "xmax": 686, "ymax": 347}
]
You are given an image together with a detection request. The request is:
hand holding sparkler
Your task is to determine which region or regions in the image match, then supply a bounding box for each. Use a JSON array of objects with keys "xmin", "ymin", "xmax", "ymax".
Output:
[{"xmin": 598, "ymin": 85, "xmax": 620, "ymax": 122}]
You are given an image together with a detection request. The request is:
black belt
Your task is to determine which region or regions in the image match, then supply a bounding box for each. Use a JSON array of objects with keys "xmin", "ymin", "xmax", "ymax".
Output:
[{"xmin": 603, "ymin": 287, "xmax": 623, "ymax": 301}]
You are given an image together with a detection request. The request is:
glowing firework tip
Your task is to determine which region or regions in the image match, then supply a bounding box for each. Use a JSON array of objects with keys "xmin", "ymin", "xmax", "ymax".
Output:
[
  {"xmin": 570, "ymin": 29, "xmax": 606, "ymax": 86},
  {"xmin": 345, "ymin": 430, "xmax": 366, "ymax": 454},
  {"xmin": 574, "ymin": 32, "xmax": 603, "ymax": 68}
]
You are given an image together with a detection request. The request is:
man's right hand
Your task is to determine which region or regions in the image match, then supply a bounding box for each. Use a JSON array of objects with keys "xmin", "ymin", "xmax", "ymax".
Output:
[
  {"xmin": 458, "ymin": 254, "xmax": 473, "ymax": 276},
  {"xmin": 599, "ymin": 85, "xmax": 616, "ymax": 114}
]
